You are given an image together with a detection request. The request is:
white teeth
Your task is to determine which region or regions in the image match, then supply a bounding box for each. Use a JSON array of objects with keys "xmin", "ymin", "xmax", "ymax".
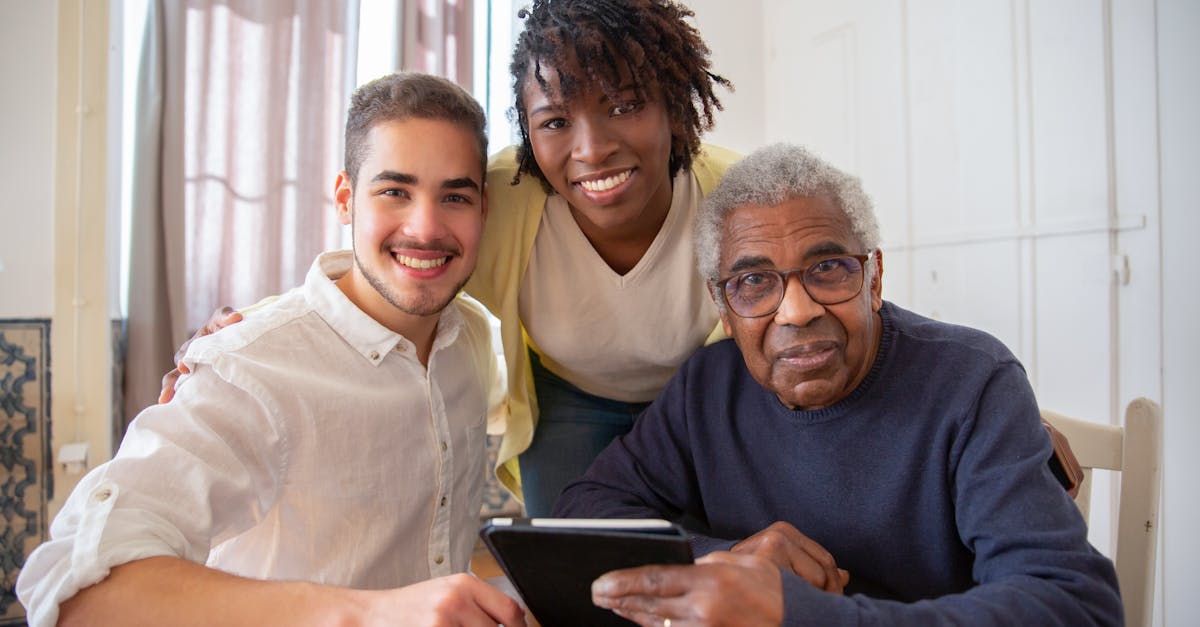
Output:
[
  {"xmin": 579, "ymin": 170, "xmax": 631, "ymax": 192},
  {"xmin": 396, "ymin": 254, "xmax": 448, "ymax": 270}
]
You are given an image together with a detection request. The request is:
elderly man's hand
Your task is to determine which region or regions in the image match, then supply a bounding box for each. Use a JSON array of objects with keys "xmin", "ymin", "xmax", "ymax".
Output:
[
  {"xmin": 732, "ymin": 521, "xmax": 849, "ymax": 594},
  {"xmin": 591, "ymin": 551, "xmax": 784, "ymax": 627}
]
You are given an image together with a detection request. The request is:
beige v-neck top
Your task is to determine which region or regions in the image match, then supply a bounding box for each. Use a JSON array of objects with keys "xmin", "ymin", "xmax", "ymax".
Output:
[
  {"xmin": 467, "ymin": 143, "xmax": 740, "ymax": 497},
  {"xmin": 518, "ymin": 171, "xmax": 720, "ymax": 403}
]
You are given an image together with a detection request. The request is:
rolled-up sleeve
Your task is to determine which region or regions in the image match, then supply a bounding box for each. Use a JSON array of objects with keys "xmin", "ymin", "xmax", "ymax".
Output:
[{"xmin": 16, "ymin": 364, "xmax": 285, "ymax": 627}]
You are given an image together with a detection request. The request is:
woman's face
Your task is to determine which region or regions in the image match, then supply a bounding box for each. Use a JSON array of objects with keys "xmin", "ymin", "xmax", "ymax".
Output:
[{"xmin": 522, "ymin": 60, "xmax": 675, "ymax": 235}]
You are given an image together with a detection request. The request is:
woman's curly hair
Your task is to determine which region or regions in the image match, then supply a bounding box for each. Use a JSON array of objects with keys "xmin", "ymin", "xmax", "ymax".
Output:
[{"xmin": 509, "ymin": 0, "xmax": 732, "ymax": 188}]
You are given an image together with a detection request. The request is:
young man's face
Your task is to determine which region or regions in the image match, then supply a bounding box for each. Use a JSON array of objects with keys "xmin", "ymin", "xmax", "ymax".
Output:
[{"xmin": 335, "ymin": 118, "xmax": 486, "ymax": 327}]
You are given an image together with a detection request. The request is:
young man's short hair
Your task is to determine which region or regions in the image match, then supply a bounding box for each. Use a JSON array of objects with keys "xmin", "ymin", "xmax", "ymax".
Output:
[{"xmin": 344, "ymin": 72, "xmax": 488, "ymax": 184}]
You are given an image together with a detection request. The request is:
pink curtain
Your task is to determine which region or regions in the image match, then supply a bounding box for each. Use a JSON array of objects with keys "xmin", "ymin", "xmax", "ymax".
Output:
[
  {"xmin": 400, "ymin": 0, "xmax": 473, "ymax": 88},
  {"xmin": 177, "ymin": 0, "xmax": 356, "ymax": 331},
  {"xmin": 123, "ymin": 0, "xmax": 358, "ymax": 425}
]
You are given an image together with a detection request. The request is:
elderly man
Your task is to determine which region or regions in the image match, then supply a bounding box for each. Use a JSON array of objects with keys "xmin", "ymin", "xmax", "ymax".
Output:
[{"xmin": 554, "ymin": 144, "xmax": 1122, "ymax": 626}]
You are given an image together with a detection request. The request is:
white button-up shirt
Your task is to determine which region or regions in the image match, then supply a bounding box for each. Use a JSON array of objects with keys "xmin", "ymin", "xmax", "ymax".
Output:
[{"xmin": 17, "ymin": 251, "xmax": 499, "ymax": 627}]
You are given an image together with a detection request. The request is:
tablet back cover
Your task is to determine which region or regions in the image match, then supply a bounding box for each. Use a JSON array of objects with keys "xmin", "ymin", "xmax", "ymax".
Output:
[{"xmin": 480, "ymin": 519, "xmax": 693, "ymax": 627}]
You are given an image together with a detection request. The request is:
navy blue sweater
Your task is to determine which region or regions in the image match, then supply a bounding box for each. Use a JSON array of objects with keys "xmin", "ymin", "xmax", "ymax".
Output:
[{"xmin": 555, "ymin": 302, "xmax": 1122, "ymax": 626}]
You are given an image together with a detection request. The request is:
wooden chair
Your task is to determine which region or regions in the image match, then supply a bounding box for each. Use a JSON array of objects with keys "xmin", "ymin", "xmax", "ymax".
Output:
[{"xmin": 1041, "ymin": 398, "xmax": 1162, "ymax": 627}]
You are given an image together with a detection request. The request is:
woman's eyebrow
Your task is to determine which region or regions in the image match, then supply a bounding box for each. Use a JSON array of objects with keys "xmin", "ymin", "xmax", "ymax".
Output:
[{"xmin": 527, "ymin": 101, "xmax": 566, "ymax": 117}]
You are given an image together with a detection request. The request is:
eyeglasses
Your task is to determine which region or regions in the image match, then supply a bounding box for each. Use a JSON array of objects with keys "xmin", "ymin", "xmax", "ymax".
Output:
[{"xmin": 713, "ymin": 253, "xmax": 872, "ymax": 318}]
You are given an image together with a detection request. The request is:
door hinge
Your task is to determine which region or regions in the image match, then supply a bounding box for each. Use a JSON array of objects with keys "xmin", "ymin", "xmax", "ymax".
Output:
[{"xmin": 1112, "ymin": 253, "xmax": 1130, "ymax": 286}]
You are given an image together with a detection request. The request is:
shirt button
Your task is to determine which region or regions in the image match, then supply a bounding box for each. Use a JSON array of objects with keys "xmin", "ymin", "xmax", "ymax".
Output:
[
  {"xmin": 441, "ymin": 441, "xmax": 448, "ymax": 452},
  {"xmin": 368, "ymin": 350, "xmax": 379, "ymax": 360},
  {"xmin": 396, "ymin": 344, "xmax": 407, "ymax": 352},
  {"xmin": 440, "ymin": 496, "xmax": 447, "ymax": 507},
  {"xmin": 93, "ymin": 487, "xmax": 113, "ymax": 502},
  {"xmin": 434, "ymin": 555, "xmax": 444, "ymax": 565}
]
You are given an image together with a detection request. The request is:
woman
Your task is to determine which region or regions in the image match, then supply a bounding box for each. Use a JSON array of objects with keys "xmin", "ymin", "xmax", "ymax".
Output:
[
  {"xmin": 471, "ymin": 0, "xmax": 738, "ymax": 515},
  {"xmin": 163, "ymin": 0, "xmax": 738, "ymax": 516}
]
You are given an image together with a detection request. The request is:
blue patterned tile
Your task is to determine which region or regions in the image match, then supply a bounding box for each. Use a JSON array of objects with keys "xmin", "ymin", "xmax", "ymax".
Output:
[{"xmin": 0, "ymin": 319, "xmax": 50, "ymax": 625}]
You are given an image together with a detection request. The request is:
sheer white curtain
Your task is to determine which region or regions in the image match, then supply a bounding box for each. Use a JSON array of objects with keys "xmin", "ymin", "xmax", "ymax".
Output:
[
  {"xmin": 400, "ymin": 0, "xmax": 473, "ymax": 87},
  {"xmin": 176, "ymin": 0, "xmax": 358, "ymax": 330},
  {"xmin": 123, "ymin": 0, "xmax": 359, "ymax": 425}
]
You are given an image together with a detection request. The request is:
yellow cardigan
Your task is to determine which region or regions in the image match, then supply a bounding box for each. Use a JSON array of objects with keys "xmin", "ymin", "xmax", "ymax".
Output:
[{"xmin": 465, "ymin": 143, "xmax": 742, "ymax": 500}]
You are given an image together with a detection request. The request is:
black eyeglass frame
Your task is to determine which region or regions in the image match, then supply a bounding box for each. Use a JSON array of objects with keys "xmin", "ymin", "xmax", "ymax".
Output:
[{"xmin": 711, "ymin": 252, "xmax": 874, "ymax": 319}]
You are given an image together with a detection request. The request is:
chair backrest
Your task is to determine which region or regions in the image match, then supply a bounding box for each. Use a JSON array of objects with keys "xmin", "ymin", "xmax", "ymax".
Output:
[{"xmin": 1040, "ymin": 398, "xmax": 1162, "ymax": 627}]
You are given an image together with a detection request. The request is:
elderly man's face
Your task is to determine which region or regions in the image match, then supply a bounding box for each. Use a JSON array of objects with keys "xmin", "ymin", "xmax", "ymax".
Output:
[{"xmin": 716, "ymin": 195, "xmax": 883, "ymax": 410}]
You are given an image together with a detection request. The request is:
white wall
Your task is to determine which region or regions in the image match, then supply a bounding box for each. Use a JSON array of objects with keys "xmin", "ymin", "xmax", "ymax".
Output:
[
  {"xmin": 0, "ymin": 1, "xmax": 57, "ymax": 318},
  {"xmin": 687, "ymin": 0, "xmax": 765, "ymax": 154},
  {"xmin": 1157, "ymin": 1, "xmax": 1200, "ymax": 624}
]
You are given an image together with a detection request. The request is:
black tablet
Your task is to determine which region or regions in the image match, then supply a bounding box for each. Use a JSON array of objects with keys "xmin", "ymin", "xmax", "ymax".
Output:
[{"xmin": 479, "ymin": 518, "xmax": 694, "ymax": 627}]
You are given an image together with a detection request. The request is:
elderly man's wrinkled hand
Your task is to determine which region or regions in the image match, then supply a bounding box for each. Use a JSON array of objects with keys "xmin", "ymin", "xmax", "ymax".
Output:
[
  {"xmin": 732, "ymin": 521, "xmax": 849, "ymax": 594},
  {"xmin": 591, "ymin": 551, "xmax": 784, "ymax": 627}
]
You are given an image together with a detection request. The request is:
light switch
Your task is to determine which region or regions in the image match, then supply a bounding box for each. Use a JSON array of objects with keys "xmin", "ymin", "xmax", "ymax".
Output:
[{"xmin": 58, "ymin": 442, "xmax": 90, "ymax": 474}]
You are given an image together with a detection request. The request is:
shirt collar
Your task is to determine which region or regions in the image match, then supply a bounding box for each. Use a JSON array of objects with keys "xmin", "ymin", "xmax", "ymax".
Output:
[{"xmin": 304, "ymin": 250, "xmax": 464, "ymax": 366}]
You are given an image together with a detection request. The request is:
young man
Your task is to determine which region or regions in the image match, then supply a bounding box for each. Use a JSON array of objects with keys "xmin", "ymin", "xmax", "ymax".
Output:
[{"xmin": 17, "ymin": 73, "xmax": 525, "ymax": 627}]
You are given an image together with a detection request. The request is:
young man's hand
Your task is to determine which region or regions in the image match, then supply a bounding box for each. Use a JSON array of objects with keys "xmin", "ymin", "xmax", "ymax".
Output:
[
  {"xmin": 59, "ymin": 558, "xmax": 528, "ymax": 627},
  {"xmin": 351, "ymin": 573, "xmax": 528, "ymax": 626}
]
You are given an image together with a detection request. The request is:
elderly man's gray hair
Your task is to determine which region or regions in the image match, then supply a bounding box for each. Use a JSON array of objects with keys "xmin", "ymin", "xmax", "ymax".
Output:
[{"xmin": 695, "ymin": 143, "xmax": 881, "ymax": 283}]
